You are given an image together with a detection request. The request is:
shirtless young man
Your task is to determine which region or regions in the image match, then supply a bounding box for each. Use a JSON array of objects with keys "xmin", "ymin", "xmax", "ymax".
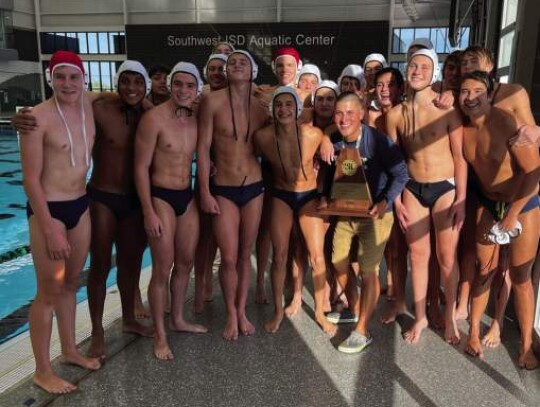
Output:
[
  {"xmin": 253, "ymin": 87, "xmax": 335, "ymax": 335},
  {"xmin": 135, "ymin": 62, "xmax": 207, "ymax": 360},
  {"xmin": 386, "ymin": 49, "xmax": 466, "ymax": 345},
  {"xmin": 329, "ymin": 92, "xmax": 408, "ymax": 353},
  {"xmin": 212, "ymin": 41, "xmax": 235, "ymax": 55},
  {"xmin": 296, "ymin": 64, "xmax": 321, "ymax": 107},
  {"xmin": 197, "ymin": 50, "xmax": 269, "ymax": 341},
  {"xmin": 337, "ymin": 65, "xmax": 366, "ymax": 95},
  {"xmin": 365, "ymin": 67, "xmax": 409, "ymax": 324},
  {"xmin": 193, "ymin": 53, "xmax": 229, "ymax": 313},
  {"xmin": 14, "ymin": 61, "xmax": 157, "ymax": 359},
  {"xmin": 147, "ymin": 64, "xmax": 170, "ymax": 106},
  {"xmin": 85, "ymin": 61, "xmax": 155, "ymax": 358},
  {"xmin": 363, "ymin": 53, "xmax": 388, "ymax": 106},
  {"xmin": 461, "ymin": 45, "xmax": 538, "ymax": 346},
  {"xmin": 20, "ymin": 51, "xmax": 100, "ymax": 393},
  {"xmin": 459, "ymin": 71, "xmax": 539, "ymax": 369}
]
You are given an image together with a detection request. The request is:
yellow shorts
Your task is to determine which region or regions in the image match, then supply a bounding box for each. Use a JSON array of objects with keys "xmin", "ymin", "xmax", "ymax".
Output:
[{"xmin": 331, "ymin": 211, "xmax": 394, "ymax": 274}]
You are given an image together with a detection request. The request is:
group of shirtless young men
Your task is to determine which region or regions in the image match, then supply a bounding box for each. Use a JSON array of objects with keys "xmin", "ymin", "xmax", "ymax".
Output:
[{"xmin": 14, "ymin": 37, "xmax": 540, "ymax": 394}]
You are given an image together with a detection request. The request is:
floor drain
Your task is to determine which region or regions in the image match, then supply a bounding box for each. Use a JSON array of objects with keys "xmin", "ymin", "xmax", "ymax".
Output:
[{"xmin": 23, "ymin": 397, "xmax": 36, "ymax": 406}]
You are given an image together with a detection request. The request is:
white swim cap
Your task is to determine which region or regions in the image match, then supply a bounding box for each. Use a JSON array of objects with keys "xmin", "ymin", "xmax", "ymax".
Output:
[
  {"xmin": 410, "ymin": 48, "xmax": 440, "ymax": 85},
  {"xmin": 114, "ymin": 60, "xmax": 151, "ymax": 95},
  {"xmin": 337, "ymin": 64, "xmax": 366, "ymax": 90},
  {"xmin": 312, "ymin": 80, "xmax": 339, "ymax": 104},
  {"xmin": 167, "ymin": 62, "xmax": 203, "ymax": 95},
  {"xmin": 363, "ymin": 53, "xmax": 388, "ymax": 69},
  {"xmin": 408, "ymin": 38, "xmax": 434, "ymax": 51},
  {"xmin": 296, "ymin": 64, "xmax": 321, "ymax": 86},
  {"xmin": 271, "ymin": 86, "xmax": 303, "ymax": 117},
  {"xmin": 203, "ymin": 53, "xmax": 228, "ymax": 81},
  {"xmin": 225, "ymin": 50, "xmax": 258, "ymax": 80}
]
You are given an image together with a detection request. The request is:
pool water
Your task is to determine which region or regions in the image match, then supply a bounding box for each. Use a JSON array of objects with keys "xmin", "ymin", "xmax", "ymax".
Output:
[{"xmin": 0, "ymin": 128, "xmax": 155, "ymax": 343}]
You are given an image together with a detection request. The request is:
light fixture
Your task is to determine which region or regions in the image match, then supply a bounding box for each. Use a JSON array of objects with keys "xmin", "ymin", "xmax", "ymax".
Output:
[{"xmin": 402, "ymin": 0, "xmax": 419, "ymax": 22}]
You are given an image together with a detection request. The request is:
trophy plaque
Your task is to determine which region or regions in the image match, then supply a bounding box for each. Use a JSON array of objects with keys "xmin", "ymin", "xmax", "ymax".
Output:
[{"xmin": 316, "ymin": 147, "xmax": 373, "ymax": 217}]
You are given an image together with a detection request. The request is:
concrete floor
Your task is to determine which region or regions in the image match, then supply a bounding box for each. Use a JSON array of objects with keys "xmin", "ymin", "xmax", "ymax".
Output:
[{"xmin": 1, "ymin": 272, "xmax": 540, "ymax": 407}]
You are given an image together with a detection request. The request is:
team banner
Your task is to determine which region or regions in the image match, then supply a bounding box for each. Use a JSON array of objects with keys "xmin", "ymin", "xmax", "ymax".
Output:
[{"xmin": 126, "ymin": 21, "xmax": 388, "ymax": 85}]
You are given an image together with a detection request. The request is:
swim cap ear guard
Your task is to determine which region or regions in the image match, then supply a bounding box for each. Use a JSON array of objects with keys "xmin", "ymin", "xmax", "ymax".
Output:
[
  {"xmin": 203, "ymin": 53, "xmax": 228, "ymax": 81},
  {"xmin": 167, "ymin": 62, "xmax": 204, "ymax": 95},
  {"xmin": 46, "ymin": 50, "xmax": 89, "ymax": 90},
  {"xmin": 270, "ymin": 86, "xmax": 303, "ymax": 118},
  {"xmin": 410, "ymin": 48, "xmax": 441, "ymax": 85},
  {"xmin": 113, "ymin": 60, "xmax": 151, "ymax": 96},
  {"xmin": 224, "ymin": 50, "xmax": 258, "ymax": 80}
]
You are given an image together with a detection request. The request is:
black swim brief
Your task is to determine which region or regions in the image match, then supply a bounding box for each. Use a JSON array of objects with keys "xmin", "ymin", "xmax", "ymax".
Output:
[
  {"xmin": 477, "ymin": 192, "xmax": 539, "ymax": 222},
  {"xmin": 405, "ymin": 179, "xmax": 455, "ymax": 208},
  {"xmin": 26, "ymin": 194, "xmax": 89, "ymax": 230},
  {"xmin": 210, "ymin": 180, "xmax": 265, "ymax": 208},
  {"xmin": 87, "ymin": 185, "xmax": 140, "ymax": 220},
  {"xmin": 151, "ymin": 185, "xmax": 193, "ymax": 217},
  {"xmin": 271, "ymin": 188, "xmax": 320, "ymax": 215}
]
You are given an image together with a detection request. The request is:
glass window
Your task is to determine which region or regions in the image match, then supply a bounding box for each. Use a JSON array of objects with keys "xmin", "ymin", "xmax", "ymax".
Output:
[
  {"xmin": 400, "ymin": 28, "xmax": 414, "ymax": 53},
  {"xmin": 87, "ymin": 33, "xmax": 98, "ymax": 54},
  {"xmin": 502, "ymin": 0, "xmax": 519, "ymax": 29},
  {"xmin": 498, "ymin": 31, "xmax": 515, "ymax": 68},
  {"xmin": 98, "ymin": 33, "xmax": 109, "ymax": 54},
  {"xmin": 415, "ymin": 28, "xmax": 430, "ymax": 43},
  {"xmin": 108, "ymin": 33, "xmax": 117, "ymax": 54},
  {"xmin": 89, "ymin": 62, "xmax": 101, "ymax": 91},
  {"xmin": 77, "ymin": 33, "xmax": 88, "ymax": 54},
  {"xmin": 392, "ymin": 29, "xmax": 401, "ymax": 54},
  {"xmin": 460, "ymin": 27, "xmax": 470, "ymax": 49},
  {"xmin": 100, "ymin": 62, "xmax": 112, "ymax": 91}
]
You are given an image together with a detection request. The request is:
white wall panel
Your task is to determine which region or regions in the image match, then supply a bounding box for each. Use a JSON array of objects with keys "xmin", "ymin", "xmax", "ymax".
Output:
[
  {"xmin": 40, "ymin": 0, "xmax": 123, "ymax": 14},
  {"xmin": 12, "ymin": 0, "xmax": 35, "ymax": 29},
  {"xmin": 129, "ymin": 12, "xmax": 198, "ymax": 25},
  {"xmin": 41, "ymin": 14, "xmax": 124, "ymax": 29},
  {"xmin": 282, "ymin": 4, "xmax": 391, "ymax": 22}
]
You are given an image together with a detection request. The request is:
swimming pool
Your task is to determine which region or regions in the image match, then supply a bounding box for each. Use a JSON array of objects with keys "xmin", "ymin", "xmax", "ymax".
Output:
[{"xmin": 0, "ymin": 128, "xmax": 120, "ymax": 344}]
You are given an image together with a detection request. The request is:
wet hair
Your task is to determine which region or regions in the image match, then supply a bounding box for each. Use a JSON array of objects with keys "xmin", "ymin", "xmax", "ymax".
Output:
[
  {"xmin": 442, "ymin": 50, "xmax": 463, "ymax": 78},
  {"xmin": 374, "ymin": 67, "xmax": 404, "ymax": 89},
  {"xmin": 460, "ymin": 70, "xmax": 494, "ymax": 94},
  {"xmin": 336, "ymin": 91, "xmax": 367, "ymax": 110},
  {"xmin": 463, "ymin": 45, "xmax": 494, "ymax": 66},
  {"xmin": 148, "ymin": 64, "xmax": 171, "ymax": 78}
]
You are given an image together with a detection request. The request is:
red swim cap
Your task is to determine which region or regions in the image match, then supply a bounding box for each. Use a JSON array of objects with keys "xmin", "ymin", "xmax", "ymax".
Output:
[
  {"xmin": 273, "ymin": 47, "xmax": 301, "ymax": 65},
  {"xmin": 48, "ymin": 50, "xmax": 85, "ymax": 74}
]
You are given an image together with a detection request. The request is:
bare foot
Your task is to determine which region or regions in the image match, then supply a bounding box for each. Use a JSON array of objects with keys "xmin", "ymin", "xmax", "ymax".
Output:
[
  {"xmin": 123, "ymin": 320, "xmax": 155, "ymax": 337},
  {"xmin": 255, "ymin": 285, "xmax": 269, "ymax": 305},
  {"xmin": 481, "ymin": 321, "xmax": 501, "ymax": 348},
  {"xmin": 403, "ymin": 318, "xmax": 428, "ymax": 344},
  {"xmin": 238, "ymin": 314, "xmax": 255, "ymax": 336},
  {"xmin": 284, "ymin": 296, "xmax": 302, "ymax": 317},
  {"xmin": 33, "ymin": 372, "xmax": 77, "ymax": 394},
  {"xmin": 518, "ymin": 348, "xmax": 539, "ymax": 370},
  {"xmin": 153, "ymin": 337, "xmax": 174, "ymax": 360},
  {"xmin": 223, "ymin": 316, "xmax": 239, "ymax": 341},
  {"xmin": 455, "ymin": 306, "xmax": 469, "ymax": 321},
  {"xmin": 192, "ymin": 299, "xmax": 205, "ymax": 314},
  {"xmin": 445, "ymin": 319, "xmax": 461, "ymax": 345},
  {"xmin": 315, "ymin": 314, "xmax": 337, "ymax": 337},
  {"xmin": 380, "ymin": 301, "xmax": 407, "ymax": 324},
  {"xmin": 87, "ymin": 332, "xmax": 106, "ymax": 359},
  {"xmin": 465, "ymin": 336, "xmax": 484, "ymax": 359},
  {"xmin": 60, "ymin": 352, "xmax": 101, "ymax": 370},
  {"xmin": 264, "ymin": 312, "xmax": 284, "ymax": 333},
  {"xmin": 169, "ymin": 319, "xmax": 208, "ymax": 334},
  {"xmin": 427, "ymin": 304, "xmax": 445, "ymax": 330},
  {"xmin": 134, "ymin": 297, "xmax": 151, "ymax": 319}
]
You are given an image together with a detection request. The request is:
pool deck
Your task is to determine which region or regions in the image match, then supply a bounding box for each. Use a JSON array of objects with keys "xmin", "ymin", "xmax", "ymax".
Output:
[{"xmin": 1, "ymin": 258, "xmax": 540, "ymax": 407}]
